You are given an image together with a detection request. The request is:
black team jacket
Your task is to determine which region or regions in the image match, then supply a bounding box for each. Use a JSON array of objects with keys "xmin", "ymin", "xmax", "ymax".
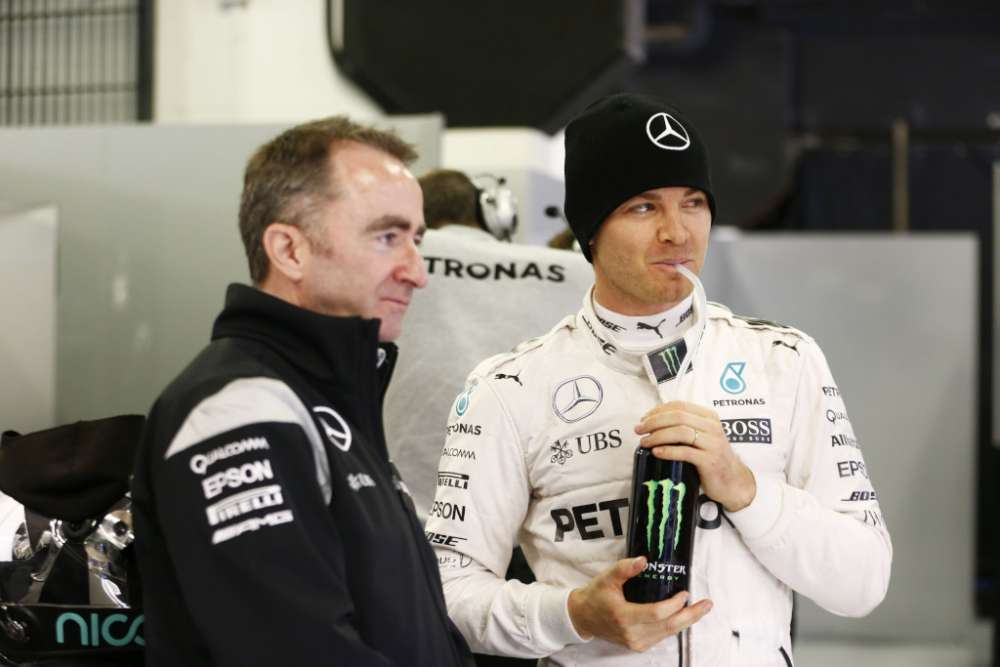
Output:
[{"xmin": 132, "ymin": 284, "xmax": 471, "ymax": 666}]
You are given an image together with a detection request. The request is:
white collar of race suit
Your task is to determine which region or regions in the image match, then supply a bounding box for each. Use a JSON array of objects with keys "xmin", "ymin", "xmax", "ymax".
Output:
[
  {"xmin": 575, "ymin": 284, "xmax": 708, "ymax": 399},
  {"xmin": 592, "ymin": 293, "xmax": 694, "ymax": 348}
]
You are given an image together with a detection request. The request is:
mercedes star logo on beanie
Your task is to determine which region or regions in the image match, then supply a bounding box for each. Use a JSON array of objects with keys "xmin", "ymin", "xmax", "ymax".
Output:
[
  {"xmin": 563, "ymin": 92, "xmax": 716, "ymax": 263},
  {"xmin": 645, "ymin": 112, "xmax": 691, "ymax": 151}
]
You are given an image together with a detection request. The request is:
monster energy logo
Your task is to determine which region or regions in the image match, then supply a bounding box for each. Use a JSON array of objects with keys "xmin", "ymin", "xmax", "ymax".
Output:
[
  {"xmin": 643, "ymin": 479, "xmax": 686, "ymax": 559},
  {"xmin": 648, "ymin": 339, "xmax": 688, "ymax": 384},
  {"xmin": 657, "ymin": 348, "xmax": 682, "ymax": 376}
]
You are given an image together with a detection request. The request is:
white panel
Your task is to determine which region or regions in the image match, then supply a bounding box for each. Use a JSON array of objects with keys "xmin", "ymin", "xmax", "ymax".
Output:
[
  {"xmin": 0, "ymin": 206, "xmax": 57, "ymax": 433},
  {"xmin": 0, "ymin": 119, "xmax": 442, "ymax": 424},
  {"xmin": 155, "ymin": 0, "xmax": 382, "ymax": 123},
  {"xmin": 702, "ymin": 234, "xmax": 978, "ymax": 643},
  {"xmin": 795, "ymin": 640, "xmax": 978, "ymax": 667},
  {"xmin": 994, "ymin": 162, "xmax": 999, "ymax": 446}
]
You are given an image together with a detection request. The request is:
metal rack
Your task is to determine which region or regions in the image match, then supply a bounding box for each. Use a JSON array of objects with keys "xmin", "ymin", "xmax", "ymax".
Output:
[{"xmin": 0, "ymin": 0, "xmax": 152, "ymax": 125}]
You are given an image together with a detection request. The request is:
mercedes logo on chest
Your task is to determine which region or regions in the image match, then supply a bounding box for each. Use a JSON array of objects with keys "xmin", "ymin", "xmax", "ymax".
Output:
[
  {"xmin": 552, "ymin": 375, "xmax": 604, "ymax": 423},
  {"xmin": 646, "ymin": 112, "xmax": 691, "ymax": 151},
  {"xmin": 313, "ymin": 406, "xmax": 352, "ymax": 452}
]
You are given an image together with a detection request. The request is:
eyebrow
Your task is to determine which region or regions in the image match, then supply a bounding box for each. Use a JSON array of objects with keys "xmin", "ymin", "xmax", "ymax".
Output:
[{"xmin": 364, "ymin": 215, "xmax": 426, "ymax": 236}]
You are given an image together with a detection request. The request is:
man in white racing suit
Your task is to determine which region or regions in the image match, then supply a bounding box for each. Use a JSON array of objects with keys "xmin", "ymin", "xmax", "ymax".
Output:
[{"xmin": 424, "ymin": 93, "xmax": 892, "ymax": 666}]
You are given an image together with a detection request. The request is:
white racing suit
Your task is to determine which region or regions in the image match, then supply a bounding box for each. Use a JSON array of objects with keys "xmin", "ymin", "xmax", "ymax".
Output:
[{"xmin": 425, "ymin": 287, "xmax": 892, "ymax": 666}]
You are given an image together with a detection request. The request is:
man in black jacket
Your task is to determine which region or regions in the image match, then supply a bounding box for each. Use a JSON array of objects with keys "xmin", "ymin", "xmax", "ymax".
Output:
[{"xmin": 132, "ymin": 116, "xmax": 472, "ymax": 666}]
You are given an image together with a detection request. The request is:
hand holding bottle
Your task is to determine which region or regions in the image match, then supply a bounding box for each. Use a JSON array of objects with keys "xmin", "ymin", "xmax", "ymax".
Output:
[
  {"xmin": 567, "ymin": 556, "xmax": 712, "ymax": 652},
  {"xmin": 635, "ymin": 400, "xmax": 756, "ymax": 513}
]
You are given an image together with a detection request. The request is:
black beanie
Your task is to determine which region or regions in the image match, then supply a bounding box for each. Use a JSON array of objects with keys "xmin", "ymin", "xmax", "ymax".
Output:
[{"xmin": 564, "ymin": 92, "xmax": 715, "ymax": 262}]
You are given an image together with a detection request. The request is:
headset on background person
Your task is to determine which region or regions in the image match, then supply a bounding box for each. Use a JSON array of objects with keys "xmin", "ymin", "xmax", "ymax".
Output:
[{"xmin": 471, "ymin": 174, "xmax": 518, "ymax": 242}]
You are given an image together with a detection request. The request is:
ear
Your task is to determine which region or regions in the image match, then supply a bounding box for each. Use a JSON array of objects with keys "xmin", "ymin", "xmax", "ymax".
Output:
[{"xmin": 262, "ymin": 223, "xmax": 310, "ymax": 283}]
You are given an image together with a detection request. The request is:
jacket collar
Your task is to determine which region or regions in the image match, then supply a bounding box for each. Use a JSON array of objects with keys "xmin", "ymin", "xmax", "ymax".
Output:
[{"xmin": 211, "ymin": 284, "xmax": 397, "ymax": 395}]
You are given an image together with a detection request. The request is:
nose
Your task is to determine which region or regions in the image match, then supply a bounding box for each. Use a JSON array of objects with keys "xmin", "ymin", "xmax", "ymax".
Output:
[
  {"xmin": 398, "ymin": 239, "xmax": 428, "ymax": 289},
  {"xmin": 656, "ymin": 206, "xmax": 688, "ymax": 245}
]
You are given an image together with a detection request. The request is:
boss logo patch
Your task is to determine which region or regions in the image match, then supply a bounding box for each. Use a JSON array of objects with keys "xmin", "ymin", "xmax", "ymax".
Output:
[{"xmin": 721, "ymin": 418, "xmax": 772, "ymax": 444}]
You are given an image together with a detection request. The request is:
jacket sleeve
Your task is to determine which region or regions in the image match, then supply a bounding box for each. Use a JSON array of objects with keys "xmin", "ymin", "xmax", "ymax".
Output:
[
  {"xmin": 727, "ymin": 338, "xmax": 892, "ymax": 617},
  {"xmin": 425, "ymin": 376, "xmax": 588, "ymax": 657},
  {"xmin": 148, "ymin": 377, "xmax": 395, "ymax": 667}
]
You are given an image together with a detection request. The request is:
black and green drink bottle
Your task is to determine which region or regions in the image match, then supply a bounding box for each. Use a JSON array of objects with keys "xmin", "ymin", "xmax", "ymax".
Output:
[{"xmin": 623, "ymin": 448, "xmax": 700, "ymax": 603}]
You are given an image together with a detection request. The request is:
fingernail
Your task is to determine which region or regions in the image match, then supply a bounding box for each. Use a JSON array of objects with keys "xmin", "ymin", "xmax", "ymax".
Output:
[{"xmin": 705, "ymin": 601, "xmax": 713, "ymax": 612}]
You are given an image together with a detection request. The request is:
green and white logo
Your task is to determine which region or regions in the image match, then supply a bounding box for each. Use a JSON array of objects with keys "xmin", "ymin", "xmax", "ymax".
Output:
[
  {"xmin": 658, "ymin": 347, "xmax": 682, "ymax": 376},
  {"xmin": 643, "ymin": 479, "xmax": 687, "ymax": 559},
  {"xmin": 648, "ymin": 339, "xmax": 689, "ymax": 384}
]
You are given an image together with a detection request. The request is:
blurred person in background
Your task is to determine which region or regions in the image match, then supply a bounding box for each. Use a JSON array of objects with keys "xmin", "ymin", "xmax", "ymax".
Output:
[
  {"xmin": 547, "ymin": 226, "xmax": 579, "ymax": 251},
  {"xmin": 420, "ymin": 169, "xmax": 516, "ymax": 240}
]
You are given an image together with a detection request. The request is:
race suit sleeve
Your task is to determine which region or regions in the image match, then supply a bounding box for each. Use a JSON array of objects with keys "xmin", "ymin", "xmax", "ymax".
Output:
[
  {"xmin": 726, "ymin": 337, "xmax": 892, "ymax": 617},
  {"xmin": 426, "ymin": 377, "xmax": 588, "ymax": 657},
  {"xmin": 150, "ymin": 378, "xmax": 395, "ymax": 667}
]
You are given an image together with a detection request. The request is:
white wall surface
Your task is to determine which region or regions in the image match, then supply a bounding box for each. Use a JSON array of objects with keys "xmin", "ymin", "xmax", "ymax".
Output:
[
  {"xmin": 154, "ymin": 2, "xmax": 572, "ymax": 244},
  {"xmin": 442, "ymin": 128, "xmax": 563, "ymax": 180},
  {"xmin": 155, "ymin": 0, "xmax": 381, "ymax": 123},
  {"xmin": 0, "ymin": 206, "xmax": 57, "ymax": 434}
]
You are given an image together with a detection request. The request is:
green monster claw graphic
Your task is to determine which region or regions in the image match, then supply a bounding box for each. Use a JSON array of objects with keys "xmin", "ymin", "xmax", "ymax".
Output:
[
  {"xmin": 657, "ymin": 347, "xmax": 682, "ymax": 376},
  {"xmin": 643, "ymin": 479, "xmax": 687, "ymax": 558},
  {"xmin": 644, "ymin": 481, "xmax": 657, "ymax": 554}
]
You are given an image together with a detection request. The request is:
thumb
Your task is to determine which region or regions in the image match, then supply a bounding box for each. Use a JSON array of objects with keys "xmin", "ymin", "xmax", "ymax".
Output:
[{"xmin": 606, "ymin": 556, "xmax": 646, "ymax": 584}]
